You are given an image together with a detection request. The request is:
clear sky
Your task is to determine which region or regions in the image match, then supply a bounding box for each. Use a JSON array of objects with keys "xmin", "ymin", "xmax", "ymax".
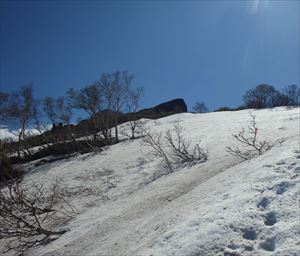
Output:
[{"xmin": 1, "ymin": 0, "xmax": 299, "ymax": 111}]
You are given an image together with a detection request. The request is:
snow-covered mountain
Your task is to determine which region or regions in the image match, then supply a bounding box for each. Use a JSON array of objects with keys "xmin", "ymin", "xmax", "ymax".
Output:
[
  {"xmin": 3, "ymin": 107, "xmax": 300, "ymax": 255},
  {"xmin": 0, "ymin": 127, "xmax": 48, "ymax": 141}
]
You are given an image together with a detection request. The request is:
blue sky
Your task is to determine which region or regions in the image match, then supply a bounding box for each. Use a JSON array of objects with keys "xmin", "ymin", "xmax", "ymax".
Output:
[{"xmin": 1, "ymin": 0, "xmax": 299, "ymax": 111}]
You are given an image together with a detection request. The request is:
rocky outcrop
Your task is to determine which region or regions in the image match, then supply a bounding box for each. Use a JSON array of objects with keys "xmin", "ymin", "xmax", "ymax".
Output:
[{"xmin": 137, "ymin": 98, "xmax": 187, "ymax": 119}]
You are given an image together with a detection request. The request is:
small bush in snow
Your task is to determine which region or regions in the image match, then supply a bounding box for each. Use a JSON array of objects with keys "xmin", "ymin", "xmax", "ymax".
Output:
[
  {"xmin": 165, "ymin": 124, "xmax": 208, "ymax": 166},
  {"xmin": 143, "ymin": 129, "xmax": 173, "ymax": 171},
  {"xmin": 226, "ymin": 111, "xmax": 271, "ymax": 160},
  {"xmin": 144, "ymin": 123, "xmax": 208, "ymax": 172}
]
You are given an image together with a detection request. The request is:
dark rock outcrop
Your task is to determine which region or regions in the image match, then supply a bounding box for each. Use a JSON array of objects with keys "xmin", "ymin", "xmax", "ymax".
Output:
[
  {"xmin": 73, "ymin": 98, "xmax": 187, "ymax": 134},
  {"xmin": 137, "ymin": 98, "xmax": 187, "ymax": 119}
]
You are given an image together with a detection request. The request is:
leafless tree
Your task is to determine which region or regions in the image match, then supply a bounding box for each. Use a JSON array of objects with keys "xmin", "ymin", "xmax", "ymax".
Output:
[
  {"xmin": 30, "ymin": 100, "xmax": 51, "ymax": 149},
  {"xmin": 55, "ymin": 97, "xmax": 76, "ymax": 142},
  {"xmin": 126, "ymin": 86, "xmax": 144, "ymax": 139},
  {"xmin": 0, "ymin": 92, "xmax": 10, "ymax": 152},
  {"xmin": 283, "ymin": 84, "xmax": 299, "ymax": 106},
  {"xmin": 67, "ymin": 71, "xmax": 139, "ymax": 144},
  {"xmin": 99, "ymin": 71, "xmax": 134, "ymax": 143},
  {"xmin": 0, "ymin": 92, "xmax": 9, "ymax": 123},
  {"xmin": 67, "ymin": 85, "xmax": 103, "ymax": 141},
  {"xmin": 193, "ymin": 102, "xmax": 208, "ymax": 113},
  {"xmin": 243, "ymin": 84, "xmax": 279, "ymax": 109},
  {"xmin": 226, "ymin": 111, "xmax": 271, "ymax": 160},
  {"xmin": 40, "ymin": 96, "xmax": 62, "ymax": 144},
  {"xmin": 42, "ymin": 97, "xmax": 57, "ymax": 126},
  {"xmin": 0, "ymin": 178, "xmax": 76, "ymax": 254},
  {"xmin": 97, "ymin": 74, "xmax": 115, "ymax": 143},
  {"xmin": 4, "ymin": 85, "xmax": 36, "ymax": 158}
]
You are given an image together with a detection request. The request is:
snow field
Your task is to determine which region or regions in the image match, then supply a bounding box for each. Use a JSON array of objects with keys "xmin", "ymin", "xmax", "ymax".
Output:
[{"xmin": 2, "ymin": 107, "xmax": 298, "ymax": 256}]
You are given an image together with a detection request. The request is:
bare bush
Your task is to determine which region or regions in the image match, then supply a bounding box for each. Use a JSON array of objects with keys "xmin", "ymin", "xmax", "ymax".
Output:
[
  {"xmin": 143, "ymin": 129, "xmax": 173, "ymax": 171},
  {"xmin": 144, "ymin": 124, "xmax": 208, "ymax": 172},
  {"xmin": 0, "ymin": 178, "xmax": 77, "ymax": 254},
  {"xmin": 226, "ymin": 111, "xmax": 271, "ymax": 160},
  {"xmin": 165, "ymin": 124, "xmax": 208, "ymax": 165}
]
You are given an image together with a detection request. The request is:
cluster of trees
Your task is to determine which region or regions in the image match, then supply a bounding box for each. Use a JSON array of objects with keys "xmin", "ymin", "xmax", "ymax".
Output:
[
  {"xmin": 193, "ymin": 84, "xmax": 299, "ymax": 113},
  {"xmin": 243, "ymin": 84, "xmax": 299, "ymax": 109},
  {"xmin": 0, "ymin": 70, "xmax": 143, "ymax": 160}
]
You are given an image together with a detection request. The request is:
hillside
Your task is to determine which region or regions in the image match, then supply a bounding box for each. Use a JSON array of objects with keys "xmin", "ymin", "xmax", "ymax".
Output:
[{"xmin": 1, "ymin": 107, "xmax": 299, "ymax": 256}]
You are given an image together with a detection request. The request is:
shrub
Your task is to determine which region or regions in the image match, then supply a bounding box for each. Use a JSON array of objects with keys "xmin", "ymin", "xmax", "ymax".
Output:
[
  {"xmin": 144, "ymin": 123, "xmax": 208, "ymax": 172},
  {"xmin": 165, "ymin": 124, "xmax": 208, "ymax": 165},
  {"xmin": 226, "ymin": 111, "xmax": 271, "ymax": 160}
]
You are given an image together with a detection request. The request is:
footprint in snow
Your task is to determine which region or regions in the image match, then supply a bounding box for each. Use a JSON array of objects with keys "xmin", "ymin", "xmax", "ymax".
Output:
[
  {"xmin": 264, "ymin": 212, "xmax": 277, "ymax": 226},
  {"xmin": 260, "ymin": 236, "xmax": 276, "ymax": 252},
  {"xmin": 242, "ymin": 228, "xmax": 257, "ymax": 241},
  {"xmin": 223, "ymin": 251, "xmax": 241, "ymax": 256},
  {"xmin": 274, "ymin": 181, "xmax": 292, "ymax": 195},
  {"xmin": 257, "ymin": 197, "xmax": 270, "ymax": 210}
]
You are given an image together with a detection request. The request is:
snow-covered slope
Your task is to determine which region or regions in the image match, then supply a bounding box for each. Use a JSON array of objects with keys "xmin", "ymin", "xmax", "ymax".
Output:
[{"xmin": 5, "ymin": 107, "xmax": 300, "ymax": 256}]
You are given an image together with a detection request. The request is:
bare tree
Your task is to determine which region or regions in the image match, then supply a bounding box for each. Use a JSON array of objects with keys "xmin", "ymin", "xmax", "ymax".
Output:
[
  {"xmin": 98, "ymin": 73, "xmax": 118, "ymax": 143},
  {"xmin": 0, "ymin": 92, "xmax": 9, "ymax": 123},
  {"xmin": 99, "ymin": 71, "xmax": 134, "ymax": 143},
  {"xmin": 4, "ymin": 85, "xmax": 36, "ymax": 158},
  {"xmin": 243, "ymin": 84, "xmax": 278, "ymax": 109},
  {"xmin": 67, "ymin": 85, "xmax": 103, "ymax": 141},
  {"xmin": 96, "ymin": 71, "xmax": 135, "ymax": 143},
  {"xmin": 67, "ymin": 71, "xmax": 139, "ymax": 144},
  {"xmin": 31, "ymin": 100, "xmax": 52, "ymax": 148},
  {"xmin": 40, "ymin": 96, "xmax": 62, "ymax": 144},
  {"xmin": 226, "ymin": 111, "xmax": 271, "ymax": 160},
  {"xmin": 55, "ymin": 97, "xmax": 76, "ymax": 142},
  {"xmin": 193, "ymin": 102, "xmax": 209, "ymax": 113},
  {"xmin": 283, "ymin": 84, "xmax": 299, "ymax": 106},
  {"xmin": 0, "ymin": 92, "xmax": 10, "ymax": 152},
  {"xmin": 42, "ymin": 97, "xmax": 57, "ymax": 126},
  {"xmin": 0, "ymin": 178, "xmax": 76, "ymax": 254},
  {"xmin": 126, "ymin": 86, "xmax": 144, "ymax": 139}
]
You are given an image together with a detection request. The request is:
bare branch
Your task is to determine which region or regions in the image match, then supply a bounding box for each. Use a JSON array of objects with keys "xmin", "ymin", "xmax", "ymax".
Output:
[
  {"xmin": 226, "ymin": 111, "xmax": 271, "ymax": 160},
  {"xmin": 0, "ymin": 178, "xmax": 77, "ymax": 254}
]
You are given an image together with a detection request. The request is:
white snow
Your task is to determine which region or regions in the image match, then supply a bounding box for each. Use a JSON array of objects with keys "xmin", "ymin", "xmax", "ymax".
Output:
[
  {"xmin": 0, "ymin": 127, "xmax": 50, "ymax": 141},
  {"xmin": 2, "ymin": 107, "xmax": 300, "ymax": 256}
]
